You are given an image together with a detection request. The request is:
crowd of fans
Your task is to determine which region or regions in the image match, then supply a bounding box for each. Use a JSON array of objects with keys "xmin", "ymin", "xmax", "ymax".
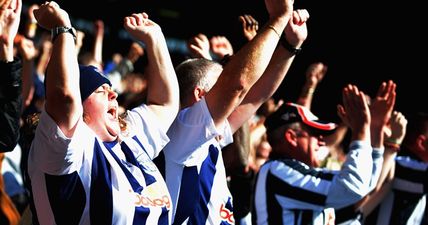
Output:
[{"xmin": 1, "ymin": 0, "xmax": 427, "ymax": 225}]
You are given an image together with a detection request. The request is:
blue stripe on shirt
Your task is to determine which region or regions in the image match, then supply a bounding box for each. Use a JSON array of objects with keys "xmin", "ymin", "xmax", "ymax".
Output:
[
  {"xmin": 45, "ymin": 171, "xmax": 86, "ymax": 225},
  {"xmin": 187, "ymin": 144, "xmax": 219, "ymax": 224},
  {"xmin": 90, "ymin": 139, "xmax": 113, "ymax": 225}
]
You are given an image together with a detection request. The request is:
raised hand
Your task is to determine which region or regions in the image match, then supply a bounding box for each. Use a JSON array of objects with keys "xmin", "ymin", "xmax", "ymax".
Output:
[
  {"xmin": 370, "ymin": 80, "xmax": 396, "ymax": 129},
  {"xmin": 209, "ymin": 35, "xmax": 233, "ymax": 59},
  {"xmin": 306, "ymin": 62, "xmax": 327, "ymax": 86},
  {"xmin": 33, "ymin": 1, "xmax": 71, "ymax": 30},
  {"xmin": 387, "ymin": 111, "xmax": 407, "ymax": 146},
  {"xmin": 187, "ymin": 33, "xmax": 211, "ymax": 59},
  {"xmin": 123, "ymin": 12, "xmax": 161, "ymax": 44},
  {"xmin": 239, "ymin": 14, "xmax": 259, "ymax": 41},
  {"xmin": 337, "ymin": 84, "xmax": 371, "ymax": 141},
  {"xmin": 265, "ymin": 0, "xmax": 293, "ymax": 21},
  {"xmin": 0, "ymin": 0, "xmax": 21, "ymax": 47},
  {"xmin": 126, "ymin": 42, "xmax": 144, "ymax": 63},
  {"xmin": 284, "ymin": 9, "xmax": 310, "ymax": 48}
]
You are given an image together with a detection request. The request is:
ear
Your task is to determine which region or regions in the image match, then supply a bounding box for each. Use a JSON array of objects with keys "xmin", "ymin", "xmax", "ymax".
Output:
[
  {"xmin": 415, "ymin": 134, "xmax": 427, "ymax": 152},
  {"xmin": 193, "ymin": 86, "xmax": 206, "ymax": 101},
  {"xmin": 284, "ymin": 129, "xmax": 298, "ymax": 147}
]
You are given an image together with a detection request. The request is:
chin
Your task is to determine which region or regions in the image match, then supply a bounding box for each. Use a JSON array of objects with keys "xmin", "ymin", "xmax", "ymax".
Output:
[{"xmin": 107, "ymin": 126, "xmax": 120, "ymax": 137}]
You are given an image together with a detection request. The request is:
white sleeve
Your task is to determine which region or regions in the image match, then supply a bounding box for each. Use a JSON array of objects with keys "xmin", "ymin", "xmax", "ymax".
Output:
[
  {"xmin": 125, "ymin": 104, "xmax": 170, "ymax": 159},
  {"xmin": 326, "ymin": 140, "xmax": 374, "ymax": 208},
  {"xmin": 30, "ymin": 110, "xmax": 94, "ymax": 175}
]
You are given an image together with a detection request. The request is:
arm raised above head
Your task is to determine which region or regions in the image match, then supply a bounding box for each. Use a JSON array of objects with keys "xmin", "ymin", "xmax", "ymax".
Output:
[
  {"xmin": 206, "ymin": 0, "xmax": 294, "ymax": 130},
  {"xmin": 34, "ymin": 1, "xmax": 81, "ymax": 137},
  {"xmin": 123, "ymin": 12, "xmax": 179, "ymax": 131},
  {"xmin": 228, "ymin": 9, "xmax": 310, "ymax": 133}
]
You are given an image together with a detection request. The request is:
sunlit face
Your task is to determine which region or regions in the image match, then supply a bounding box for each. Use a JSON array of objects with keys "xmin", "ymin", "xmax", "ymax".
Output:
[
  {"xmin": 294, "ymin": 129, "xmax": 326, "ymax": 167},
  {"xmin": 82, "ymin": 84, "xmax": 120, "ymax": 142}
]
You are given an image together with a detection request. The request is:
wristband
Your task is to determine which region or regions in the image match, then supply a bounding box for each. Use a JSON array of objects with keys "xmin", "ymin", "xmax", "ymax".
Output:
[
  {"xmin": 307, "ymin": 87, "xmax": 315, "ymax": 95},
  {"xmin": 385, "ymin": 137, "xmax": 402, "ymax": 145},
  {"xmin": 280, "ymin": 34, "xmax": 302, "ymax": 55},
  {"xmin": 51, "ymin": 26, "xmax": 77, "ymax": 43},
  {"xmin": 28, "ymin": 23, "xmax": 37, "ymax": 30},
  {"xmin": 384, "ymin": 142, "xmax": 400, "ymax": 152}
]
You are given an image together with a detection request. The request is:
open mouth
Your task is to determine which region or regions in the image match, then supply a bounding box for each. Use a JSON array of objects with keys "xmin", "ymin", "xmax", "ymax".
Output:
[{"xmin": 107, "ymin": 107, "xmax": 117, "ymax": 120}]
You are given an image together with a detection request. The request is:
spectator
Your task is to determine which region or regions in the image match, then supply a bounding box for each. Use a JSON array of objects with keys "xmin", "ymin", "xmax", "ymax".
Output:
[
  {"xmin": 0, "ymin": 0, "xmax": 24, "ymax": 223},
  {"xmin": 253, "ymin": 83, "xmax": 384, "ymax": 224},
  {"xmin": 335, "ymin": 80, "xmax": 396, "ymax": 224},
  {"xmin": 27, "ymin": 2, "xmax": 179, "ymax": 225},
  {"xmin": 364, "ymin": 111, "xmax": 428, "ymax": 225},
  {"xmin": 295, "ymin": 62, "xmax": 348, "ymax": 169},
  {"xmin": 157, "ymin": 0, "xmax": 309, "ymax": 224}
]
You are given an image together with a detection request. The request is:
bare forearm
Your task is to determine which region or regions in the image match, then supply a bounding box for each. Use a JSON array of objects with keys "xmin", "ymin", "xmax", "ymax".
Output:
[
  {"xmin": 297, "ymin": 82, "xmax": 316, "ymax": 109},
  {"xmin": 0, "ymin": 42, "xmax": 14, "ymax": 62},
  {"xmin": 21, "ymin": 58, "xmax": 35, "ymax": 108},
  {"xmin": 45, "ymin": 35, "xmax": 81, "ymax": 133},
  {"xmin": 145, "ymin": 36, "xmax": 178, "ymax": 107}
]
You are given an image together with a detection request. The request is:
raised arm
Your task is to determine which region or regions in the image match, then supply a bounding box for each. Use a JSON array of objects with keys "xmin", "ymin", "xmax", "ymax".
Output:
[
  {"xmin": 33, "ymin": 1, "xmax": 81, "ymax": 137},
  {"xmin": 331, "ymin": 84, "xmax": 373, "ymax": 204},
  {"xmin": 17, "ymin": 37, "xmax": 37, "ymax": 110},
  {"xmin": 360, "ymin": 110, "xmax": 407, "ymax": 217},
  {"xmin": 369, "ymin": 80, "xmax": 396, "ymax": 149},
  {"xmin": 91, "ymin": 19, "xmax": 104, "ymax": 70},
  {"xmin": 123, "ymin": 12, "xmax": 179, "ymax": 130},
  {"xmin": 228, "ymin": 9, "xmax": 309, "ymax": 133},
  {"xmin": 206, "ymin": 0, "xmax": 293, "ymax": 129},
  {"xmin": 24, "ymin": 4, "xmax": 38, "ymax": 39},
  {"xmin": 296, "ymin": 62, "xmax": 328, "ymax": 109}
]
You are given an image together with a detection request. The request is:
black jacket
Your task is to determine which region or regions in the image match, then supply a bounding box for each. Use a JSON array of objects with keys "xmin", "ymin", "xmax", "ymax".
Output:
[{"xmin": 0, "ymin": 59, "xmax": 22, "ymax": 152}]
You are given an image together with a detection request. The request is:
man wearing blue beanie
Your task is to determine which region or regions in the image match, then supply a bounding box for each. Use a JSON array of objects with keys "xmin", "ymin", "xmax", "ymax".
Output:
[{"xmin": 27, "ymin": 2, "xmax": 179, "ymax": 225}]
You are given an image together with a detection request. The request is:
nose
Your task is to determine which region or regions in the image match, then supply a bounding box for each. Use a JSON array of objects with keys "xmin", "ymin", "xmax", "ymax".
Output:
[
  {"xmin": 108, "ymin": 89, "xmax": 118, "ymax": 100},
  {"xmin": 317, "ymin": 135, "xmax": 326, "ymax": 146}
]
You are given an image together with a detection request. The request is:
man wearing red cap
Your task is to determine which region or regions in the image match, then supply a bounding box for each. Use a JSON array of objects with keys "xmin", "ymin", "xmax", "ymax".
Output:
[{"xmin": 253, "ymin": 83, "xmax": 394, "ymax": 225}]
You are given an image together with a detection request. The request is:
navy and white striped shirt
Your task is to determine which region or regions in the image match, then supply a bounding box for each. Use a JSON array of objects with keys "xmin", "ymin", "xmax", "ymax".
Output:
[
  {"xmin": 158, "ymin": 98, "xmax": 235, "ymax": 225},
  {"xmin": 365, "ymin": 154, "xmax": 428, "ymax": 225},
  {"xmin": 28, "ymin": 105, "xmax": 172, "ymax": 225},
  {"xmin": 253, "ymin": 141, "xmax": 383, "ymax": 225}
]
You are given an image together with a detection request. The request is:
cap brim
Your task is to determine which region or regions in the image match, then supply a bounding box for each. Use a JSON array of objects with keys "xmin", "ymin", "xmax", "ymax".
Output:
[
  {"xmin": 295, "ymin": 104, "xmax": 337, "ymax": 135},
  {"xmin": 303, "ymin": 120, "xmax": 337, "ymax": 136}
]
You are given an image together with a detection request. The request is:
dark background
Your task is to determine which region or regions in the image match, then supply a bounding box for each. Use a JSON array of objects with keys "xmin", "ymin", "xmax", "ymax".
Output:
[{"xmin": 23, "ymin": 0, "xmax": 428, "ymax": 122}]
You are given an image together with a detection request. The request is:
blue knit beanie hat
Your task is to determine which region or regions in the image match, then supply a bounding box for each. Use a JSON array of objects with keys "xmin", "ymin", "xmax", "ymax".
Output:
[{"xmin": 79, "ymin": 65, "xmax": 112, "ymax": 102}]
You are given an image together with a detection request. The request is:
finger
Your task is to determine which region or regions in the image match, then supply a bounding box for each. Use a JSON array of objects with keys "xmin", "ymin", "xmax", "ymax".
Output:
[
  {"xmin": 238, "ymin": 15, "xmax": 245, "ymax": 24},
  {"xmin": 48, "ymin": 1, "xmax": 59, "ymax": 8},
  {"xmin": 386, "ymin": 80, "xmax": 396, "ymax": 98},
  {"xmin": 11, "ymin": 0, "xmax": 21, "ymax": 12},
  {"xmin": 337, "ymin": 104, "xmax": 346, "ymax": 121},
  {"xmin": 244, "ymin": 14, "xmax": 253, "ymax": 26},
  {"xmin": 299, "ymin": 9, "xmax": 310, "ymax": 22},
  {"xmin": 359, "ymin": 90, "xmax": 370, "ymax": 110},
  {"xmin": 376, "ymin": 81, "xmax": 387, "ymax": 98},
  {"xmin": 123, "ymin": 17, "xmax": 132, "ymax": 28},
  {"xmin": 342, "ymin": 85, "xmax": 351, "ymax": 112},
  {"xmin": 141, "ymin": 12, "xmax": 148, "ymax": 19}
]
